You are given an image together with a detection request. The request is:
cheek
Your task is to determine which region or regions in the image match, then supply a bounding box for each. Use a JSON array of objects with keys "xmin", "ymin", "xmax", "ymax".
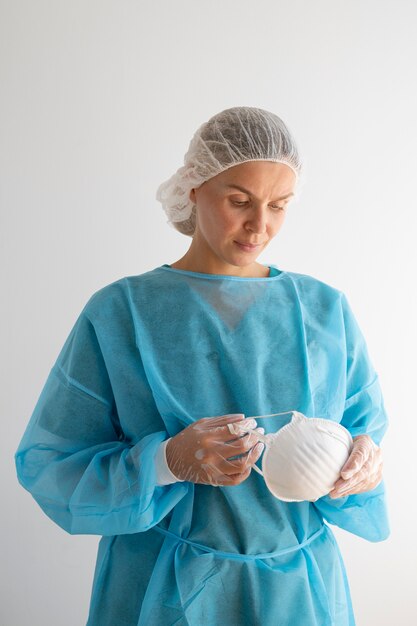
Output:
[
  {"xmin": 272, "ymin": 213, "xmax": 286, "ymax": 230},
  {"xmin": 221, "ymin": 213, "xmax": 240, "ymax": 231},
  {"xmin": 203, "ymin": 205, "xmax": 237, "ymax": 235},
  {"xmin": 217, "ymin": 204, "xmax": 243, "ymax": 229},
  {"xmin": 198, "ymin": 209, "xmax": 226, "ymax": 243}
]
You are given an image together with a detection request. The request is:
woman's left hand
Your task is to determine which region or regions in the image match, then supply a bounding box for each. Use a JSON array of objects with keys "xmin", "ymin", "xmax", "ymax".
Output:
[{"xmin": 329, "ymin": 434, "xmax": 383, "ymax": 499}]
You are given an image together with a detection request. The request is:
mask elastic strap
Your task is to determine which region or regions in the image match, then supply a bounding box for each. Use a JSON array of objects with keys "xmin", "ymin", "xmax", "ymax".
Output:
[{"xmin": 244, "ymin": 411, "xmax": 300, "ymax": 480}]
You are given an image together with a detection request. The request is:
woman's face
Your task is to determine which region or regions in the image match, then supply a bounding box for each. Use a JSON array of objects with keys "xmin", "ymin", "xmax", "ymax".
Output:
[{"xmin": 189, "ymin": 161, "xmax": 297, "ymax": 274}]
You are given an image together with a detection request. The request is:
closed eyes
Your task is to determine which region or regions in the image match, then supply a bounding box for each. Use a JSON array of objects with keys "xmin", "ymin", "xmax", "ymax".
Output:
[{"xmin": 232, "ymin": 200, "xmax": 285, "ymax": 211}]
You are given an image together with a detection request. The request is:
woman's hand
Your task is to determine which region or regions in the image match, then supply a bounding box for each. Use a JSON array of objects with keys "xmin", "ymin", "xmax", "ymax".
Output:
[
  {"xmin": 329, "ymin": 434, "xmax": 383, "ymax": 499},
  {"xmin": 165, "ymin": 413, "xmax": 265, "ymax": 487}
]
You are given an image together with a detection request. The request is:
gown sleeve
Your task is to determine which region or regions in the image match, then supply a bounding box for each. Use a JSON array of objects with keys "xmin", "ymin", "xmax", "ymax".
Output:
[
  {"xmin": 313, "ymin": 291, "xmax": 390, "ymax": 542},
  {"xmin": 15, "ymin": 299, "xmax": 190, "ymax": 536}
]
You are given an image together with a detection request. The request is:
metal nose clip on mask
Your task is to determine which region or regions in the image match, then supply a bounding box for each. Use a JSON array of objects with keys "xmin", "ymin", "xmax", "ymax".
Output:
[{"xmin": 230, "ymin": 411, "xmax": 353, "ymax": 502}]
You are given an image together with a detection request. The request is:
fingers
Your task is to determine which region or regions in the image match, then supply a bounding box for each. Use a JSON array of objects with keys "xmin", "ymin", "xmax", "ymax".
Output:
[
  {"xmin": 340, "ymin": 434, "xmax": 375, "ymax": 480},
  {"xmin": 194, "ymin": 413, "xmax": 246, "ymax": 430},
  {"xmin": 210, "ymin": 467, "xmax": 253, "ymax": 486},
  {"xmin": 219, "ymin": 435, "xmax": 265, "ymax": 475},
  {"xmin": 197, "ymin": 424, "xmax": 259, "ymax": 457},
  {"xmin": 226, "ymin": 420, "xmax": 262, "ymax": 438},
  {"xmin": 187, "ymin": 418, "xmax": 257, "ymax": 455},
  {"xmin": 195, "ymin": 416, "xmax": 258, "ymax": 440},
  {"xmin": 211, "ymin": 418, "xmax": 259, "ymax": 443},
  {"xmin": 329, "ymin": 444, "xmax": 383, "ymax": 498},
  {"xmin": 216, "ymin": 427, "xmax": 263, "ymax": 461},
  {"xmin": 334, "ymin": 447, "xmax": 374, "ymax": 492},
  {"xmin": 224, "ymin": 418, "xmax": 258, "ymax": 437},
  {"xmin": 342, "ymin": 462, "xmax": 383, "ymax": 496},
  {"xmin": 182, "ymin": 413, "xmax": 266, "ymax": 486},
  {"xmin": 227, "ymin": 422, "xmax": 245, "ymax": 436},
  {"xmin": 212, "ymin": 443, "xmax": 265, "ymax": 485},
  {"xmin": 186, "ymin": 423, "xmax": 262, "ymax": 471},
  {"xmin": 329, "ymin": 467, "xmax": 383, "ymax": 498}
]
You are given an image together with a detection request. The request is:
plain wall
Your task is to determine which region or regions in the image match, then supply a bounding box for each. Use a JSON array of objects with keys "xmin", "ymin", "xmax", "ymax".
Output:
[{"xmin": 1, "ymin": 1, "xmax": 416, "ymax": 624}]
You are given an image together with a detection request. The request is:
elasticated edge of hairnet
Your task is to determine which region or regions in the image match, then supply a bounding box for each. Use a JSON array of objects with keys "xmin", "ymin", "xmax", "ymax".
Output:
[{"xmin": 155, "ymin": 106, "xmax": 305, "ymax": 236}]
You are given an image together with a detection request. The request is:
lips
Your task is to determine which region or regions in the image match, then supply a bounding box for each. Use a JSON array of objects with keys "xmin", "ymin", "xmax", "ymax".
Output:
[
  {"xmin": 234, "ymin": 241, "xmax": 262, "ymax": 252},
  {"xmin": 234, "ymin": 241, "xmax": 261, "ymax": 249}
]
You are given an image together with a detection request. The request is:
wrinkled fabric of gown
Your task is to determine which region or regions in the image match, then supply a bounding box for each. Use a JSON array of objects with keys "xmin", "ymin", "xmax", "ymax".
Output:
[{"xmin": 15, "ymin": 264, "xmax": 390, "ymax": 626}]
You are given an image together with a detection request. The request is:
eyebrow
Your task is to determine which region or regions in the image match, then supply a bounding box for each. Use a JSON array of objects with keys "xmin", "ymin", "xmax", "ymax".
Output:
[{"xmin": 224, "ymin": 184, "xmax": 294, "ymax": 200}]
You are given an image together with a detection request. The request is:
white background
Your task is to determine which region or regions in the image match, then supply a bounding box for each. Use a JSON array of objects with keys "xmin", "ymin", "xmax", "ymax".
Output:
[{"xmin": 1, "ymin": 1, "xmax": 416, "ymax": 624}]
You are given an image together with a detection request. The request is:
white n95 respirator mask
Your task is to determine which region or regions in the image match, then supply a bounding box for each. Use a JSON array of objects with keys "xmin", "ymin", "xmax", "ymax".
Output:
[{"xmin": 230, "ymin": 411, "xmax": 353, "ymax": 502}]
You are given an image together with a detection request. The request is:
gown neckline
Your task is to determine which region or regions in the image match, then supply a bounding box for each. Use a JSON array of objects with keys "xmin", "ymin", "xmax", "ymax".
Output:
[{"xmin": 159, "ymin": 264, "xmax": 285, "ymax": 282}]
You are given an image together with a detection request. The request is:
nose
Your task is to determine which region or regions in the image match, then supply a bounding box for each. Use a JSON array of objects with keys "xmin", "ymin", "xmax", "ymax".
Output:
[{"xmin": 245, "ymin": 205, "xmax": 269, "ymax": 234}]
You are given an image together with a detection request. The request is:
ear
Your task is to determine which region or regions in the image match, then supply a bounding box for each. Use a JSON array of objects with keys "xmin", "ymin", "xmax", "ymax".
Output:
[{"xmin": 189, "ymin": 188, "xmax": 196, "ymax": 204}]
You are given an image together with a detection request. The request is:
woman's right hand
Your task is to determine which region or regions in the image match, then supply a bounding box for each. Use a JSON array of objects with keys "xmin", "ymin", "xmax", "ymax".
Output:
[{"xmin": 165, "ymin": 413, "xmax": 265, "ymax": 486}]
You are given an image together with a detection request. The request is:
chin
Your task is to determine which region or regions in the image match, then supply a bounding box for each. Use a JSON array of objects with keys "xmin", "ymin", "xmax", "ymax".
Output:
[{"xmin": 232, "ymin": 257, "xmax": 261, "ymax": 267}]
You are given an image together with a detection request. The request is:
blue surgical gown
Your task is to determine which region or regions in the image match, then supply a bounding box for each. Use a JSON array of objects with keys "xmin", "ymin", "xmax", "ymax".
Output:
[{"xmin": 15, "ymin": 264, "xmax": 390, "ymax": 626}]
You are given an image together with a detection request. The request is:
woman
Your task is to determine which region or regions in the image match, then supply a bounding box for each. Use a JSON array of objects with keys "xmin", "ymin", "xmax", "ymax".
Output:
[{"xmin": 15, "ymin": 107, "xmax": 389, "ymax": 625}]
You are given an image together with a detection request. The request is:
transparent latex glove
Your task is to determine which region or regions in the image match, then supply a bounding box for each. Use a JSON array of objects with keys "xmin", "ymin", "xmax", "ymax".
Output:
[
  {"xmin": 165, "ymin": 413, "xmax": 265, "ymax": 486},
  {"xmin": 329, "ymin": 434, "xmax": 383, "ymax": 498}
]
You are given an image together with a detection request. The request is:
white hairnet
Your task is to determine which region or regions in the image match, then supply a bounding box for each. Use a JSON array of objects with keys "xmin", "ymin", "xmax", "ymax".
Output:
[{"xmin": 156, "ymin": 106, "xmax": 304, "ymax": 236}]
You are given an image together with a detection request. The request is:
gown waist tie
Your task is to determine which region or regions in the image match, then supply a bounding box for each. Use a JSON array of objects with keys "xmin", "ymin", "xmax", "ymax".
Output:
[{"xmin": 152, "ymin": 523, "xmax": 326, "ymax": 562}]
